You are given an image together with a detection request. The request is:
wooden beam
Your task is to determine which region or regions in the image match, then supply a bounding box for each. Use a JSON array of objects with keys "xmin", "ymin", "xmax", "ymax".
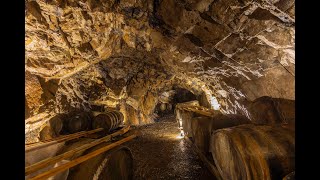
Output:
[
  {"xmin": 28, "ymin": 134, "xmax": 137, "ymax": 180},
  {"xmin": 185, "ymin": 108, "xmax": 213, "ymax": 117},
  {"xmin": 25, "ymin": 128, "xmax": 104, "ymax": 152},
  {"xmin": 26, "ymin": 128, "xmax": 104, "ymax": 146},
  {"xmin": 177, "ymin": 105, "xmax": 216, "ymax": 117},
  {"xmin": 184, "ymin": 136, "xmax": 222, "ymax": 180},
  {"xmin": 26, "ymin": 128, "xmax": 103, "ymax": 147},
  {"xmin": 25, "ymin": 126, "xmax": 130, "ymax": 176}
]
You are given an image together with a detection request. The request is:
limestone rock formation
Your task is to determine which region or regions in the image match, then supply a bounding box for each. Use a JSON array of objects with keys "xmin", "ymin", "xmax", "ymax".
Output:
[{"xmin": 25, "ymin": 0, "xmax": 294, "ymax": 142}]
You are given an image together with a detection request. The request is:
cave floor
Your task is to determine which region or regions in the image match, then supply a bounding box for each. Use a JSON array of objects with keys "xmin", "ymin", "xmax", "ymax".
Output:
[{"xmin": 125, "ymin": 115, "xmax": 215, "ymax": 180}]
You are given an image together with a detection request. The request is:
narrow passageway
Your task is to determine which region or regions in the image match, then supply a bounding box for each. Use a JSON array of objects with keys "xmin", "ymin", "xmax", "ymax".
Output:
[
  {"xmin": 24, "ymin": 0, "xmax": 296, "ymax": 179},
  {"xmin": 126, "ymin": 115, "xmax": 214, "ymax": 180}
]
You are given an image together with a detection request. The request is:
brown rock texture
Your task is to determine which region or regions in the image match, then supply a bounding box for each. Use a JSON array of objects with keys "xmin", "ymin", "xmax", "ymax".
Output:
[
  {"xmin": 25, "ymin": 0, "xmax": 294, "ymax": 131},
  {"xmin": 25, "ymin": 71, "xmax": 44, "ymax": 116}
]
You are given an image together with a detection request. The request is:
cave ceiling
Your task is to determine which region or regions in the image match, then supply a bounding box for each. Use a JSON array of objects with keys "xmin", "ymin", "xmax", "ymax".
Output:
[{"xmin": 25, "ymin": 0, "xmax": 295, "ymax": 120}]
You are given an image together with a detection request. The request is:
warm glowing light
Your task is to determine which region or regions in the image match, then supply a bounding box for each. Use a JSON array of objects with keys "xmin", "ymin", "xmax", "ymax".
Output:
[
  {"xmin": 176, "ymin": 134, "xmax": 184, "ymax": 139},
  {"xmin": 176, "ymin": 130, "xmax": 184, "ymax": 139},
  {"xmin": 210, "ymin": 96, "xmax": 221, "ymax": 110}
]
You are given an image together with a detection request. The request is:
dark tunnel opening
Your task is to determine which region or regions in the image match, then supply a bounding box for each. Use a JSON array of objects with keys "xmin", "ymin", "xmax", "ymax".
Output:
[
  {"xmin": 24, "ymin": 0, "xmax": 295, "ymax": 179},
  {"xmin": 154, "ymin": 88, "xmax": 197, "ymax": 121},
  {"xmin": 172, "ymin": 88, "xmax": 197, "ymax": 104}
]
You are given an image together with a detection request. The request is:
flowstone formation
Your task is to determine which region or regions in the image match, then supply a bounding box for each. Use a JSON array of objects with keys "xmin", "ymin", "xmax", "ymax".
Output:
[{"xmin": 25, "ymin": 0, "xmax": 294, "ymax": 142}]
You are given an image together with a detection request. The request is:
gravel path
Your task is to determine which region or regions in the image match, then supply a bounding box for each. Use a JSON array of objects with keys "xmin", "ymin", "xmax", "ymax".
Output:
[{"xmin": 125, "ymin": 115, "xmax": 215, "ymax": 180}]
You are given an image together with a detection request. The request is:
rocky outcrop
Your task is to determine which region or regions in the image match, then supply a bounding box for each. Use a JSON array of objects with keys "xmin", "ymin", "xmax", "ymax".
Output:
[
  {"xmin": 25, "ymin": 71, "xmax": 44, "ymax": 117},
  {"xmin": 25, "ymin": 0, "xmax": 295, "ymax": 130}
]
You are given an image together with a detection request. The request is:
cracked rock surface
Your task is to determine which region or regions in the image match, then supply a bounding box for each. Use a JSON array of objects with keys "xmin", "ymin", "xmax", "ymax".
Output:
[{"xmin": 25, "ymin": 0, "xmax": 295, "ymax": 141}]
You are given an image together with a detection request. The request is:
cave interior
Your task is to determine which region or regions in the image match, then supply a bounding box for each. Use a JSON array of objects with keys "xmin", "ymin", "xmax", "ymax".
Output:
[{"xmin": 25, "ymin": 0, "xmax": 295, "ymax": 179}]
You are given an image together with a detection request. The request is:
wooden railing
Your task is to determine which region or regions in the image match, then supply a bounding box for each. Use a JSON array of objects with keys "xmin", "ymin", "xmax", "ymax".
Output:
[
  {"xmin": 176, "ymin": 104, "xmax": 219, "ymax": 117},
  {"xmin": 25, "ymin": 126, "xmax": 136, "ymax": 180},
  {"xmin": 25, "ymin": 128, "xmax": 104, "ymax": 152}
]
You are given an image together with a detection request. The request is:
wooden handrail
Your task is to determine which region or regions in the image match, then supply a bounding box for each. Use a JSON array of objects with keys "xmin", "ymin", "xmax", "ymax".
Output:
[
  {"xmin": 26, "ymin": 128, "xmax": 104, "ymax": 146},
  {"xmin": 25, "ymin": 128, "xmax": 104, "ymax": 152},
  {"xmin": 28, "ymin": 134, "xmax": 137, "ymax": 180},
  {"xmin": 25, "ymin": 126, "xmax": 130, "ymax": 176},
  {"xmin": 177, "ymin": 105, "xmax": 217, "ymax": 117}
]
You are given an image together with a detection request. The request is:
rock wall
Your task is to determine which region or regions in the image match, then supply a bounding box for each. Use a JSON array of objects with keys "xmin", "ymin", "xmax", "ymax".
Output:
[{"xmin": 25, "ymin": 0, "xmax": 295, "ymax": 127}]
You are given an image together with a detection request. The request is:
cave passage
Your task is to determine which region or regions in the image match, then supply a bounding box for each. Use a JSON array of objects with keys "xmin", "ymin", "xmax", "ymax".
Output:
[
  {"xmin": 155, "ymin": 88, "xmax": 197, "ymax": 120},
  {"xmin": 125, "ymin": 116, "xmax": 214, "ymax": 180},
  {"xmin": 25, "ymin": 0, "xmax": 295, "ymax": 179},
  {"xmin": 172, "ymin": 88, "xmax": 197, "ymax": 104}
]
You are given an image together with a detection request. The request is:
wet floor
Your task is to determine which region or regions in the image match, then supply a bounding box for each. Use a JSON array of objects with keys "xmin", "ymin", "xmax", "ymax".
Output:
[{"xmin": 125, "ymin": 115, "xmax": 215, "ymax": 180}]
